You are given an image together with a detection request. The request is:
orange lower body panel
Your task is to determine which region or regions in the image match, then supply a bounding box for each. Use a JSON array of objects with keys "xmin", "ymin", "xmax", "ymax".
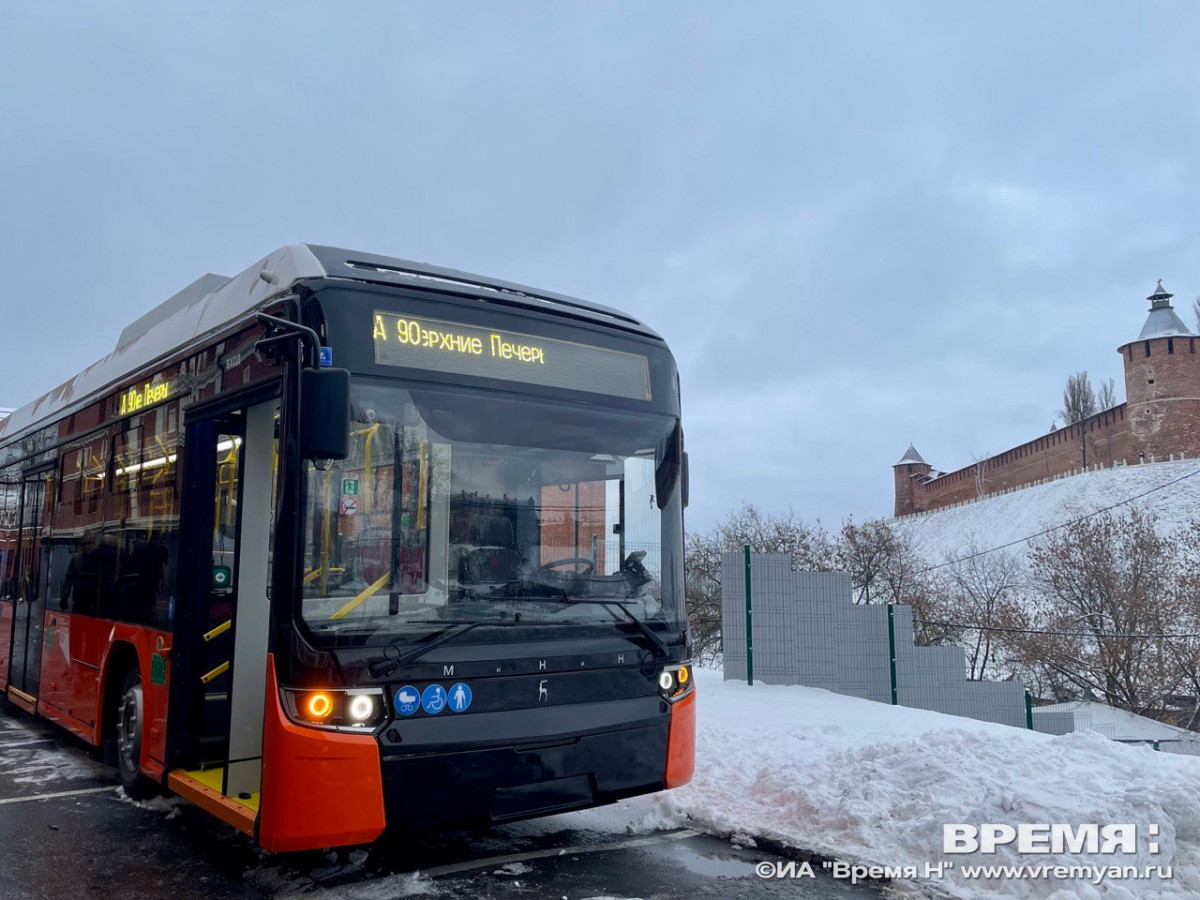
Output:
[
  {"xmin": 665, "ymin": 686, "xmax": 696, "ymax": 789},
  {"xmin": 257, "ymin": 655, "xmax": 387, "ymax": 852}
]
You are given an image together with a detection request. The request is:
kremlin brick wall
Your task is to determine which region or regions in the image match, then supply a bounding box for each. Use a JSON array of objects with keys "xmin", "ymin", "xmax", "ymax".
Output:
[{"xmin": 895, "ymin": 287, "xmax": 1200, "ymax": 517}]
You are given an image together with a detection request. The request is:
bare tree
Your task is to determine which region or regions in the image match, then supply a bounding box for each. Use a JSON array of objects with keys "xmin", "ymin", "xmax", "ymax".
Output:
[
  {"xmin": 837, "ymin": 518, "xmax": 903, "ymax": 606},
  {"xmin": 939, "ymin": 544, "xmax": 1025, "ymax": 680},
  {"xmin": 682, "ymin": 503, "xmax": 837, "ymax": 663},
  {"xmin": 684, "ymin": 529, "xmax": 724, "ymax": 665},
  {"xmin": 835, "ymin": 519, "xmax": 953, "ymax": 645},
  {"xmin": 1161, "ymin": 521, "xmax": 1200, "ymax": 728},
  {"xmin": 715, "ymin": 502, "xmax": 836, "ymax": 571},
  {"xmin": 1096, "ymin": 377, "xmax": 1118, "ymax": 411},
  {"xmin": 1193, "ymin": 295, "xmax": 1200, "ymax": 335},
  {"xmin": 1010, "ymin": 508, "xmax": 1182, "ymax": 714},
  {"xmin": 1058, "ymin": 370, "xmax": 1097, "ymax": 425}
]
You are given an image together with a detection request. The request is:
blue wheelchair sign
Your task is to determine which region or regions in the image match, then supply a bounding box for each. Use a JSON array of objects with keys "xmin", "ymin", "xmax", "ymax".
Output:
[{"xmin": 421, "ymin": 684, "xmax": 448, "ymax": 715}]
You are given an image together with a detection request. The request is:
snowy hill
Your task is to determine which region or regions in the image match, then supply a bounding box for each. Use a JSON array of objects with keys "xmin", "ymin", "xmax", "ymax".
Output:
[{"xmin": 892, "ymin": 458, "xmax": 1200, "ymax": 565}]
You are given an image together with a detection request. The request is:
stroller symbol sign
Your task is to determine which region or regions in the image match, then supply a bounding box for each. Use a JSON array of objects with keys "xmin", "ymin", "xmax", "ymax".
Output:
[{"xmin": 394, "ymin": 686, "xmax": 420, "ymax": 716}]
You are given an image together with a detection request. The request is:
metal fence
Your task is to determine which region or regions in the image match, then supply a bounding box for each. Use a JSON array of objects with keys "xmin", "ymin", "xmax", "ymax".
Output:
[{"xmin": 721, "ymin": 551, "xmax": 1029, "ymax": 728}]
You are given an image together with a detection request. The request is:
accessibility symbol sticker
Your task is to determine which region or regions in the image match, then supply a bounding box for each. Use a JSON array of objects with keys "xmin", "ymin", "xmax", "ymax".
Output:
[
  {"xmin": 448, "ymin": 682, "xmax": 473, "ymax": 713},
  {"xmin": 394, "ymin": 685, "xmax": 420, "ymax": 716},
  {"xmin": 421, "ymin": 684, "xmax": 447, "ymax": 715},
  {"xmin": 339, "ymin": 496, "xmax": 359, "ymax": 517}
]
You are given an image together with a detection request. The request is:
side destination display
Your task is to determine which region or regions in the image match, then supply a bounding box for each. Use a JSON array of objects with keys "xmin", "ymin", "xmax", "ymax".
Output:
[{"xmin": 371, "ymin": 311, "xmax": 653, "ymax": 401}]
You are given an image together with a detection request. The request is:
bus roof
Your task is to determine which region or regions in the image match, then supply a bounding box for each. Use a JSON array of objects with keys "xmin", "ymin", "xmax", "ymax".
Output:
[{"xmin": 0, "ymin": 245, "xmax": 660, "ymax": 450}]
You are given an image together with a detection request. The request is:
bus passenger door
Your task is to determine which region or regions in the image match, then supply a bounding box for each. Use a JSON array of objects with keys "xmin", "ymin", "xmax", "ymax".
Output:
[
  {"xmin": 171, "ymin": 400, "xmax": 274, "ymax": 813},
  {"xmin": 7, "ymin": 468, "xmax": 52, "ymax": 709}
]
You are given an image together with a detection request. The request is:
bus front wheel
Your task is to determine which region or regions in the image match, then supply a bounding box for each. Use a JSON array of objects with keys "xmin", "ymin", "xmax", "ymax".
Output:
[{"xmin": 115, "ymin": 669, "xmax": 157, "ymax": 800}]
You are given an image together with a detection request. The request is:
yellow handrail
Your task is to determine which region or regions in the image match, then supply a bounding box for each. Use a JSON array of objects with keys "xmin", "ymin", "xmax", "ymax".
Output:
[
  {"xmin": 329, "ymin": 572, "xmax": 390, "ymax": 620},
  {"xmin": 303, "ymin": 566, "xmax": 345, "ymax": 586}
]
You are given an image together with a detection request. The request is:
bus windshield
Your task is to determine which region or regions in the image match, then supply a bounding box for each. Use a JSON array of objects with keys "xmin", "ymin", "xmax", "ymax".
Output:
[{"xmin": 300, "ymin": 381, "xmax": 685, "ymax": 646}]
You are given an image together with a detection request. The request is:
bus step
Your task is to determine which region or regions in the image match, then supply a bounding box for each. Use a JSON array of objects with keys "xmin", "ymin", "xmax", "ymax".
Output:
[{"xmin": 167, "ymin": 770, "xmax": 257, "ymax": 836}]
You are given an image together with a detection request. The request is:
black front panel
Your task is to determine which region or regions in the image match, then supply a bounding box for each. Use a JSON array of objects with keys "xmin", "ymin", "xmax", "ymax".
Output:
[
  {"xmin": 380, "ymin": 717, "xmax": 668, "ymax": 832},
  {"xmin": 374, "ymin": 662, "xmax": 670, "ymax": 832}
]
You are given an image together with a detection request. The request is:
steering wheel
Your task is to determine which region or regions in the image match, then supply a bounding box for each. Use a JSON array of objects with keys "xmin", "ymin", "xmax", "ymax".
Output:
[{"xmin": 537, "ymin": 557, "xmax": 596, "ymax": 576}]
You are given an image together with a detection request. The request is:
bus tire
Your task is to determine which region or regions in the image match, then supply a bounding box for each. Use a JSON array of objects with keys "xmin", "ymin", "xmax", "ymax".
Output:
[{"xmin": 116, "ymin": 669, "xmax": 157, "ymax": 800}]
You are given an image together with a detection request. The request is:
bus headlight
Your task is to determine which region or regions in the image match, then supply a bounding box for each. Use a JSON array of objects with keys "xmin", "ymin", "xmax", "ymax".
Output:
[
  {"xmin": 347, "ymin": 694, "xmax": 377, "ymax": 723},
  {"xmin": 281, "ymin": 687, "xmax": 388, "ymax": 732},
  {"xmin": 658, "ymin": 663, "xmax": 694, "ymax": 702}
]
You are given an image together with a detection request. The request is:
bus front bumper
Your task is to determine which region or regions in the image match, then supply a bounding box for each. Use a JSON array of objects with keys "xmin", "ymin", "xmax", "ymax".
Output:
[{"xmin": 377, "ymin": 697, "xmax": 670, "ymax": 832}]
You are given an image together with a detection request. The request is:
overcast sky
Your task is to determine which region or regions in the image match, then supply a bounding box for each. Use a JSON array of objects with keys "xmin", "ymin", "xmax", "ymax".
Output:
[{"xmin": 2, "ymin": 3, "xmax": 1198, "ymax": 532}]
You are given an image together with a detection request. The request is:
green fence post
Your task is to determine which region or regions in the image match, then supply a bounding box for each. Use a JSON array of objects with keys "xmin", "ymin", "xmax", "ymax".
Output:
[
  {"xmin": 1025, "ymin": 691, "xmax": 1034, "ymax": 730},
  {"xmin": 743, "ymin": 544, "xmax": 754, "ymax": 687},
  {"xmin": 886, "ymin": 603, "xmax": 898, "ymax": 705}
]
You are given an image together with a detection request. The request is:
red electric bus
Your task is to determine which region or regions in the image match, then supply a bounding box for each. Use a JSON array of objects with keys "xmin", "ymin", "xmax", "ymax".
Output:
[{"xmin": 0, "ymin": 245, "xmax": 694, "ymax": 851}]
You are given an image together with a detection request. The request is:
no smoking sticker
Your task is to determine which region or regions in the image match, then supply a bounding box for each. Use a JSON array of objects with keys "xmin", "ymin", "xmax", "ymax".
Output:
[{"xmin": 339, "ymin": 496, "xmax": 359, "ymax": 516}]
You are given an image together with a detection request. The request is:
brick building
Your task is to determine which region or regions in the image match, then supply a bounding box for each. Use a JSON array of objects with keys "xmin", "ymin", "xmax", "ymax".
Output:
[{"xmin": 894, "ymin": 281, "xmax": 1200, "ymax": 517}]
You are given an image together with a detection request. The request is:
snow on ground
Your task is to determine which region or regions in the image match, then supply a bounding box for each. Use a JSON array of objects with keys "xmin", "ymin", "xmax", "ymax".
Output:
[
  {"xmin": 629, "ymin": 669, "xmax": 1200, "ymax": 899},
  {"xmin": 893, "ymin": 458, "xmax": 1200, "ymax": 564},
  {"xmin": 0, "ymin": 741, "xmax": 109, "ymax": 786}
]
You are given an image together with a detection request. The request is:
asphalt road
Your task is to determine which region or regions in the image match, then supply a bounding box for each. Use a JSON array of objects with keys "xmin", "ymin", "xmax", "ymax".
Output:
[{"xmin": 0, "ymin": 701, "xmax": 883, "ymax": 899}]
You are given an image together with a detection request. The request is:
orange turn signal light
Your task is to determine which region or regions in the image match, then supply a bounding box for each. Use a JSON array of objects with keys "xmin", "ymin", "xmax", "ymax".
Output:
[{"xmin": 306, "ymin": 692, "xmax": 334, "ymax": 719}]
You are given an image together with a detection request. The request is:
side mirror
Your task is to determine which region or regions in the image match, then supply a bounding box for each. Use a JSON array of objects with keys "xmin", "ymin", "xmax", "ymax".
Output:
[
  {"xmin": 300, "ymin": 368, "xmax": 351, "ymax": 460},
  {"xmin": 682, "ymin": 451, "xmax": 690, "ymax": 509},
  {"xmin": 655, "ymin": 422, "xmax": 682, "ymax": 510}
]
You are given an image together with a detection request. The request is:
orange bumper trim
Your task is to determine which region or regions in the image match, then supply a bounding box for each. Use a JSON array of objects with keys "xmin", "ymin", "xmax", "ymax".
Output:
[{"xmin": 665, "ymin": 686, "xmax": 696, "ymax": 789}]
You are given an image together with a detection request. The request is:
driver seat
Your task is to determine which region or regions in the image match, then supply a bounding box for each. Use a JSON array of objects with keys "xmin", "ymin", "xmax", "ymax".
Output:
[{"xmin": 459, "ymin": 515, "xmax": 522, "ymax": 584}]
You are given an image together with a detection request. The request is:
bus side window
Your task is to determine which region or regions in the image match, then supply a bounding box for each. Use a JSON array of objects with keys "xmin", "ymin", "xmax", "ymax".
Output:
[
  {"xmin": 0, "ymin": 464, "xmax": 20, "ymax": 601},
  {"xmin": 50, "ymin": 431, "xmax": 99, "ymax": 614},
  {"xmin": 99, "ymin": 405, "xmax": 180, "ymax": 626}
]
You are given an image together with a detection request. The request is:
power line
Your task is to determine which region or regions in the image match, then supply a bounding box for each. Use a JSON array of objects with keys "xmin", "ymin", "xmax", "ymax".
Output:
[
  {"xmin": 914, "ymin": 464, "xmax": 1200, "ymax": 574},
  {"xmin": 914, "ymin": 618, "xmax": 1200, "ymax": 640}
]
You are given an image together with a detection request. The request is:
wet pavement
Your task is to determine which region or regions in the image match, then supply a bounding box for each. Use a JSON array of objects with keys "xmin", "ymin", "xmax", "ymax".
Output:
[{"xmin": 0, "ymin": 700, "xmax": 883, "ymax": 899}]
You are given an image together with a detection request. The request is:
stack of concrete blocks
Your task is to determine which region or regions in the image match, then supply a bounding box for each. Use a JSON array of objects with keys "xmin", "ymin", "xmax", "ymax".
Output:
[{"xmin": 721, "ymin": 552, "xmax": 1028, "ymax": 728}]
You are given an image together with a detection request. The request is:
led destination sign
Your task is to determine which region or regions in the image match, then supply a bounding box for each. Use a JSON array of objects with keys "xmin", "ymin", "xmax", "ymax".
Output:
[
  {"xmin": 118, "ymin": 380, "xmax": 172, "ymax": 416},
  {"xmin": 372, "ymin": 312, "xmax": 652, "ymax": 401}
]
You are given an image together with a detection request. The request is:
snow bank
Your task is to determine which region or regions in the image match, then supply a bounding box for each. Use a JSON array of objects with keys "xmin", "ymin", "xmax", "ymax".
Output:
[{"xmin": 637, "ymin": 669, "xmax": 1200, "ymax": 899}]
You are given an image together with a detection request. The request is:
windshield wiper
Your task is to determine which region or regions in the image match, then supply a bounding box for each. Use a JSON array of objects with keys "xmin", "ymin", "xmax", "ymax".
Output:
[
  {"xmin": 504, "ymin": 594, "xmax": 670, "ymax": 659},
  {"xmin": 367, "ymin": 621, "xmax": 488, "ymax": 678},
  {"xmin": 366, "ymin": 616, "xmax": 570, "ymax": 677},
  {"xmin": 568, "ymin": 598, "xmax": 671, "ymax": 659}
]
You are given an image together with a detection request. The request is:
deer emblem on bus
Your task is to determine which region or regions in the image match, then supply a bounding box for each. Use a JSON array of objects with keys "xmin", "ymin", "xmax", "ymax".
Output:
[{"xmin": 538, "ymin": 680, "xmax": 548, "ymax": 702}]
